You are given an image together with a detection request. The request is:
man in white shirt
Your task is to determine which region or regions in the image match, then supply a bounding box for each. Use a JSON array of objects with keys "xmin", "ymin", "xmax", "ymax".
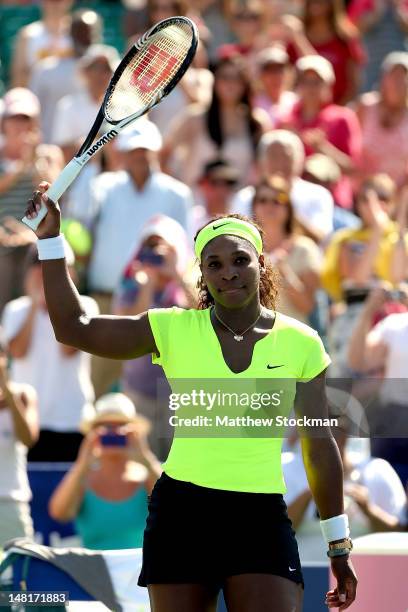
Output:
[
  {"xmin": 30, "ymin": 9, "xmax": 102, "ymax": 143},
  {"xmin": 51, "ymin": 44, "xmax": 120, "ymax": 158},
  {"xmin": 86, "ymin": 119, "xmax": 194, "ymax": 396},
  {"xmin": 1, "ymin": 243, "xmax": 98, "ymax": 462},
  {"xmin": 230, "ymin": 129, "xmax": 334, "ymax": 243}
]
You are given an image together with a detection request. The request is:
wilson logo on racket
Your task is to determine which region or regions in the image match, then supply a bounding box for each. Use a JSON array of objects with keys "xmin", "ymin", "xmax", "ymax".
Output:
[
  {"xmin": 86, "ymin": 129, "xmax": 118, "ymax": 158},
  {"xmin": 130, "ymin": 44, "xmax": 178, "ymax": 93}
]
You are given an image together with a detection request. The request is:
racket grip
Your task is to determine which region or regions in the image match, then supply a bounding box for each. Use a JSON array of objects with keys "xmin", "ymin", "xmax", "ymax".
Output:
[{"xmin": 22, "ymin": 159, "xmax": 83, "ymax": 230}]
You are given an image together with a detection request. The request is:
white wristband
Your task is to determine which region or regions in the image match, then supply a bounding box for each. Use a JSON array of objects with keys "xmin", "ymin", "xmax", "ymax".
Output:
[
  {"xmin": 320, "ymin": 514, "xmax": 350, "ymax": 544},
  {"xmin": 37, "ymin": 235, "xmax": 66, "ymax": 261}
]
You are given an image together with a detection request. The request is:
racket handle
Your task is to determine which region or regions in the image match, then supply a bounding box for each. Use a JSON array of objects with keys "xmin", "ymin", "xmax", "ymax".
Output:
[{"xmin": 22, "ymin": 158, "xmax": 83, "ymax": 230}]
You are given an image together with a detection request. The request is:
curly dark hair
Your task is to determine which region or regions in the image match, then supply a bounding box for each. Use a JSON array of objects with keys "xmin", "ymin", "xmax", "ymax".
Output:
[{"xmin": 194, "ymin": 213, "xmax": 280, "ymax": 311}]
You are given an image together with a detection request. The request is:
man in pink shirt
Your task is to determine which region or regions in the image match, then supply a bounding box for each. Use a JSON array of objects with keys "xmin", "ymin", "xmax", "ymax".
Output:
[{"xmin": 278, "ymin": 55, "xmax": 362, "ymax": 209}]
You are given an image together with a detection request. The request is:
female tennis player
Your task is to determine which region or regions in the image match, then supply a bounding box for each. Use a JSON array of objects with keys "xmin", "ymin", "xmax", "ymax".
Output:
[{"xmin": 25, "ymin": 183, "xmax": 357, "ymax": 612}]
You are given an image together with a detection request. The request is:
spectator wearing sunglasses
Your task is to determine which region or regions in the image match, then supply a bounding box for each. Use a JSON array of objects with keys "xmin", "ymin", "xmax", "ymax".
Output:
[
  {"xmin": 252, "ymin": 175, "xmax": 322, "ymax": 324},
  {"xmin": 194, "ymin": 159, "xmax": 240, "ymax": 232},
  {"xmin": 218, "ymin": 0, "xmax": 266, "ymax": 62},
  {"xmin": 322, "ymin": 174, "xmax": 408, "ymax": 376},
  {"xmin": 49, "ymin": 393, "xmax": 161, "ymax": 550}
]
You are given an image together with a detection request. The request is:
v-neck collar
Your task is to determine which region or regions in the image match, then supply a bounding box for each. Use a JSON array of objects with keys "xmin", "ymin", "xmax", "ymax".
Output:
[{"xmin": 206, "ymin": 307, "xmax": 278, "ymax": 375}]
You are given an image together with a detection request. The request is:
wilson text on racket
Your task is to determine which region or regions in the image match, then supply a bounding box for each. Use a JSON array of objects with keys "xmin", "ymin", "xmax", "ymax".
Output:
[{"xmin": 86, "ymin": 129, "xmax": 118, "ymax": 158}]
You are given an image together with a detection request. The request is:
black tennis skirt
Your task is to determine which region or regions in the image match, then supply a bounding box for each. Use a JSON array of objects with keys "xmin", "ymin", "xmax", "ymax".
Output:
[{"xmin": 138, "ymin": 473, "xmax": 304, "ymax": 589}]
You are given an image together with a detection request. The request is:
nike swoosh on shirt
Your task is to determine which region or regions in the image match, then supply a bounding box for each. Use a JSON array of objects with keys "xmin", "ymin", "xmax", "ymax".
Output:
[
  {"xmin": 289, "ymin": 567, "xmax": 297, "ymax": 572},
  {"xmin": 213, "ymin": 222, "xmax": 230, "ymax": 230},
  {"xmin": 267, "ymin": 364, "xmax": 284, "ymax": 369}
]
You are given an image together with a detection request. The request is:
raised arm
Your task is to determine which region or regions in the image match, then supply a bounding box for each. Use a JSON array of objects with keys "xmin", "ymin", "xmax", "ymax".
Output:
[
  {"xmin": 49, "ymin": 431, "xmax": 98, "ymax": 522},
  {"xmin": 295, "ymin": 370, "xmax": 358, "ymax": 610},
  {"xmin": 24, "ymin": 183, "xmax": 156, "ymax": 359}
]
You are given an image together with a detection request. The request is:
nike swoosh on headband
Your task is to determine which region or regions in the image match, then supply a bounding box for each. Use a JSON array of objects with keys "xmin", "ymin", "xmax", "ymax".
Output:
[
  {"xmin": 267, "ymin": 364, "xmax": 284, "ymax": 369},
  {"xmin": 213, "ymin": 222, "xmax": 230, "ymax": 230}
]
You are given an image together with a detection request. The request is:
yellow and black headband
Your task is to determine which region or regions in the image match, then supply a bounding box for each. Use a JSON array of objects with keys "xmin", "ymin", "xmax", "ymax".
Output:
[{"xmin": 194, "ymin": 218, "xmax": 263, "ymax": 261}]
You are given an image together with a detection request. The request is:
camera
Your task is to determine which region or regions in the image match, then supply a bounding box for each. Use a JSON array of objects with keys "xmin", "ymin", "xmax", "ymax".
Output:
[
  {"xmin": 387, "ymin": 289, "xmax": 405, "ymax": 302},
  {"xmin": 99, "ymin": 432, "xmax": 127, "ymax": 447},
  {"xmin": 137, "ymin": 247, "xmax": 164, "ymax": 267}
]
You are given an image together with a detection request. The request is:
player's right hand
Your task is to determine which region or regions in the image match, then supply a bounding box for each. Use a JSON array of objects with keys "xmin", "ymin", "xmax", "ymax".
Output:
[{"xmin": 25, "ymin": 181, "xmax": 61, "ymax": 239}]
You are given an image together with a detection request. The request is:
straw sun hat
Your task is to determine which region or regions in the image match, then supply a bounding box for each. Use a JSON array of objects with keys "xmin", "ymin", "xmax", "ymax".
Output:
[{"xmin": 80, "ymin": 393, "xmax": 151, "ymax": 435}]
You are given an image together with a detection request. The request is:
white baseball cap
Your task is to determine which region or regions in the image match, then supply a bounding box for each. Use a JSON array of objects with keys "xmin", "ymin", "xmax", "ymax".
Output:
[
  {"xmin": 257, "ymin": 46, "xmax": 289, "ymax": 68},
  {"xmin": 2, "ymin": 87, "xmax": 40, "ymax": 118},
  {"xmin": 381, "ymin": 51, "xmax": 408, "ymax": 73},
  {"xmin": 296, "ymin": 55, "xmax": 335, "ymax": 85},
  {"xmin": 116, "ymin": 120, "xmax": 163, "ymax": 152}
]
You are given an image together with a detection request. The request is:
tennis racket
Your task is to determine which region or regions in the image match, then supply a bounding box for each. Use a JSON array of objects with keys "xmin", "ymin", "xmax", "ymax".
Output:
[{"xmin": 22, "ymin": 16, "xmax": 198, "ymax": 230}]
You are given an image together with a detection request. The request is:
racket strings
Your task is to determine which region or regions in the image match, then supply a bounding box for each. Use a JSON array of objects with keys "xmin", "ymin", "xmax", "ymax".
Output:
[{"xmin": 105, "ymin": 22, "xmax": 193, "ymax": 123}]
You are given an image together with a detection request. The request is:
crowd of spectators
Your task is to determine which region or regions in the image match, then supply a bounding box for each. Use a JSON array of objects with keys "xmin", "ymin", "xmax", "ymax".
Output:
[{"xmin": 1, "ymin": 0, "xmax": 408, "ymax": 560}]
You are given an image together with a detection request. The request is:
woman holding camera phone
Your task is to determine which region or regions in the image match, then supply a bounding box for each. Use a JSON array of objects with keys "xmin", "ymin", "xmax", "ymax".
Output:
[
  {"xmin": 49, "ymin": 393, "xmax": 162, "ymax": 550},
  {"xmin": 113, "ymin": 214, "xmax": 196, "ymax": 461}
]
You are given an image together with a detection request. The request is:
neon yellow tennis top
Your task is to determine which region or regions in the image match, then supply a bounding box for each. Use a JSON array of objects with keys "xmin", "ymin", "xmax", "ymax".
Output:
[{"xmin": 148, "ymin": 307, "xmax": 331, "ymax": 493}]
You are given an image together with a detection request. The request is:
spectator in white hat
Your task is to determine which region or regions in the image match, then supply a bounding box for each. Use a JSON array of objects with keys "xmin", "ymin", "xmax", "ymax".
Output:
[
  {"xmin": 253, "ymin": 46, "xmax": 297, "ymax": 128},
  {"xmin": 49, "ymin": 393, "xmax": 161, "ymax": 550},
  {"xmin": 113, "ymin": 214, "xmax": 196, "ymax": 460},
  {"xmin": 277, "ymin": 55, "xmax": 362, "ymax": 210},
  {"xmin": 0, "ymin": 87, "xmax": 64, "ymax": 314},
  {"xmin": 355, "ymin": 51, "xmax": 408, "ymax": 190},
  {"xmin": 85, "ymin": 119, "xmax": 193, "ymax": 398}
]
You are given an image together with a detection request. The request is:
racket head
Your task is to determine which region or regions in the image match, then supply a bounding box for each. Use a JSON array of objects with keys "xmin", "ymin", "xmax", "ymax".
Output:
[{"xmin": 102, "ymin": 16, "xmax": 198, "ymax": 125}]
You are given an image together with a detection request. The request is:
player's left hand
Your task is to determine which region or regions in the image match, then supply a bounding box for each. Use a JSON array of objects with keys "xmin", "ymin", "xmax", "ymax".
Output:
[{"xmin": 326, "ymin": 555, "xmax": 357, "ymax": 609}]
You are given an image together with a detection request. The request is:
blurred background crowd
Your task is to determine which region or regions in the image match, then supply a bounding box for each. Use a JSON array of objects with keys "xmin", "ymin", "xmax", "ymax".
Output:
[{"xmin": 1, "ymin": 0, "xmax": 408, "ymax": 566}]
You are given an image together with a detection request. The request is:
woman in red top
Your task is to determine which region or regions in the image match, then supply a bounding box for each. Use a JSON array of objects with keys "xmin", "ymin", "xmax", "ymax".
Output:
[{"xmin": 296, "ymin": 0, "xmax": 365, "ymax": 103}]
